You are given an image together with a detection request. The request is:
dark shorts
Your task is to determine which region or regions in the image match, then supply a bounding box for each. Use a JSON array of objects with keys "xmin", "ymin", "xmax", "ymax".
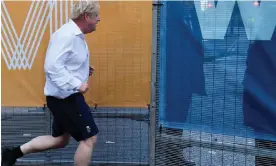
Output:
[{"xmin": 46, "ymin": 93, "xmax": 99, "ymax": 142}]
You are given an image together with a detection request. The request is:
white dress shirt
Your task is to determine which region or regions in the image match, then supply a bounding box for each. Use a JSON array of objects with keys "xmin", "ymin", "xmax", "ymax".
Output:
[{"xmin": 44, "ymin": 19, "xmax": 90, "ymax": 99}]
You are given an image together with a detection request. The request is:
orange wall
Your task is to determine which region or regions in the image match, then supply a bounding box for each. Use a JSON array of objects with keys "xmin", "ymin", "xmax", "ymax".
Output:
[{"xmin": 1, "ymin": 1, "xmax": 152, "ymax": 107}]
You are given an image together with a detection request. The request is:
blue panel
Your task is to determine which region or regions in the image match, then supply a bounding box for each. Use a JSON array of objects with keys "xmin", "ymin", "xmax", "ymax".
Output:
[{"xmin": 158, "ymin": 1, "xmax": 276, "ymax": 141}]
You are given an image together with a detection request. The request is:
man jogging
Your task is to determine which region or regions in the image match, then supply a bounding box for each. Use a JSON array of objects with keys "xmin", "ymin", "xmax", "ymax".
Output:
[{"xmin": 2, "ymin": 1, "xmax": 100, "ymax": 166}]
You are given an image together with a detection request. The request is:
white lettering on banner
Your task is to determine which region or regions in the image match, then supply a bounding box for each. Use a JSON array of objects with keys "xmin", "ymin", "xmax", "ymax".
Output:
[
  {"xmin": 237, "ymin": 1, "xmax": 276, "ymax": 40},
  {"xmin": 194, "ymin": 0, "xmax": 276, "ymax": 40},
  {"xmin": 1, "ymin": 0, "xmax": 73, "ymax": 70},
  {"xmin": 1, "ymin": 1, "xmax": 56, "ymax": 70}
]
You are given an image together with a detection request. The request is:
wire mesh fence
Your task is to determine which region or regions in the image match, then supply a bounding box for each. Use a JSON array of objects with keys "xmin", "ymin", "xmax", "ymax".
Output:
[
  {"xmin": 153, "ymin": 1, "xmax": 276, "ymax": 166},
  {"xmin": 1, "ymin": 107, "xmax": 149, "ymax": 165},
  {"xmin": 2, "ymin": 1, "xmax": 276, "ymax": 166},
  {"xmin": 1, "ymin": 1, "xmax": 151, "ymax": 165}
]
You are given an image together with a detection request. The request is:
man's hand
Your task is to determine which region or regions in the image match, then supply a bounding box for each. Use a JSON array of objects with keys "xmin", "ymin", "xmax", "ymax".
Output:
[
  {"xmin": 89, "ymin": 66, "xmax": 94, "ymax": 76},
  {"xmin": 79, "ymin": 82, "xmax": 89, "ymax": 93}
]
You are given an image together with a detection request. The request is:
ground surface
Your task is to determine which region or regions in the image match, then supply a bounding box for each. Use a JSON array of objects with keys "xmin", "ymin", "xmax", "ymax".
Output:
[{"xmin": 1, "ymin": 107, "xmax": 255, "ymax": 166}]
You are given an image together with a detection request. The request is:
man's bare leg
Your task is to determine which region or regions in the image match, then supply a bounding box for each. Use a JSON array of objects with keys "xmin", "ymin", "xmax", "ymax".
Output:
[
  {"xmin": 20, "ymin": 133, "xmax": 70, "ymax": 155},
  {"xmin": 74, "ymin": 135, "xmax": 97, "ymax": 166},
  {"xmin": 2, "ymin": 134, "xmax": 70, "ymax": 166}
]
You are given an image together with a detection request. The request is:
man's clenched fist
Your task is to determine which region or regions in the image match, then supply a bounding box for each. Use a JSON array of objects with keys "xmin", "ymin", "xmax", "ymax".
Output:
[{"xmin": 79, "ymin": 83, "xmax": 89, "ymax": 93}]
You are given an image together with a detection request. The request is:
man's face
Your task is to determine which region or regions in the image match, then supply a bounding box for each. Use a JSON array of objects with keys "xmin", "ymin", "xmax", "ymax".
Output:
[{"xmin": 85, "ymin": 14, "xmax": 100, "ymax": 33}]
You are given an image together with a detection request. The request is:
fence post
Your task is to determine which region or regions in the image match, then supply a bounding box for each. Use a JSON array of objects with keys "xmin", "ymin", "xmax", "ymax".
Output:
[{"xmin": 149, "ymin": 1, "xmax": 160, "ymax": 165}]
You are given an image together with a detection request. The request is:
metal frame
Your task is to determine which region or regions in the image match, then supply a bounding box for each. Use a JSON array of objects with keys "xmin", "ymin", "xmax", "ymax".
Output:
[
  {"xmin": 1, "ymin": 108, "xmax": 149, "ymax": 121},
  {"xmin": 16, "ymin": 159, "xmax": 148, "ymax": 166},
  {"xmin": 149, "ymin": 0, "xmax": 160, "ymax": 166}
]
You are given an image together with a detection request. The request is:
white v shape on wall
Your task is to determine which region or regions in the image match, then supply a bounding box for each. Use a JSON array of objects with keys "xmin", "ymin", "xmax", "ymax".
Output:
[{"xmin": 1, "ymin": 0, "xmax": 73, "ymax": 70}]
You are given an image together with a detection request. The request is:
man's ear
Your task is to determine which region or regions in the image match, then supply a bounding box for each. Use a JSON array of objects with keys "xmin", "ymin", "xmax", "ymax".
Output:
[{"xmin": 83, "ymin": 13, "xmax": 89, "ymax": 20}]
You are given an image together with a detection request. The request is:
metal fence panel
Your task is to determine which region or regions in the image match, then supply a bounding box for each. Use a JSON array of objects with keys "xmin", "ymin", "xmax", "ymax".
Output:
[
  {"xmin": 1, "ymin": 107, "xmax": 149, "ymax": 165},
  {"xmin": 1, "ymin": 1, "xmax": 152, "ymax": 165},
  {"xmin": 153, "ymin": 1, "xmax": 276, "ymax": 166}
]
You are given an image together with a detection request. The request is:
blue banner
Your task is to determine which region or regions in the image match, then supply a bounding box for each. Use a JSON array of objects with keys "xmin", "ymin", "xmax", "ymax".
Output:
[{"xmin": 158, "ymin": 1, "xmax": 276, "ymax": 141}]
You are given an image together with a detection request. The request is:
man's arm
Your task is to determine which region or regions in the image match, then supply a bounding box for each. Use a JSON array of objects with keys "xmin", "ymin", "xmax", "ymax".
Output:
[{"xmin": 44, "ymin": 35, "xmax": 82, "ymax": 91}]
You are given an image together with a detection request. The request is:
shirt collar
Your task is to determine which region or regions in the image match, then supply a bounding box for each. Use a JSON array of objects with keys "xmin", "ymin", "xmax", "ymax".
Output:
[{"xmin": 69, "ymin": 19, "xmax": 84, "ymax": 38}]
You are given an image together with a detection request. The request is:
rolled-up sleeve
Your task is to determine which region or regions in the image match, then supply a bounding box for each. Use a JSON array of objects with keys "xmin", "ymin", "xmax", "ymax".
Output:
[{"xmin": 44, "ymin": 35, "xmax": 82, "ymax": 91}]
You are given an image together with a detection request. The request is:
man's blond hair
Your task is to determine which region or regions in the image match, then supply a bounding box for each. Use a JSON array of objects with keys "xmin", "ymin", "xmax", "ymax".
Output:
[{"xmin": 70, "ymin": 0, "xmax": 99, "ymax": 20}]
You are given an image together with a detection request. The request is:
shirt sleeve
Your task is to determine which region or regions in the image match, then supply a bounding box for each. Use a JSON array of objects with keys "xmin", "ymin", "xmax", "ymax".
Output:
[{"xmin": 44, "ymin": 35, "xmax": 82, "ymax": 91}]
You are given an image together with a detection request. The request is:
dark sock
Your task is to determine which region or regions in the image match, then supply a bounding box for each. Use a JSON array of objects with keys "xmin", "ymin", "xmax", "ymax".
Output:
[{"xmin": 11, "ymin": 146, "xmax": 24, "ymax": 159}]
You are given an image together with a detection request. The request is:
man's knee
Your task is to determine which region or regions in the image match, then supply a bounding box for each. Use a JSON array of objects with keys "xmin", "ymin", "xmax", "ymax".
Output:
[
  {"xmin": 82, "ymin": 135, "xmax": 97, "ymax": 147},
  {"xmin": 54, "ymin": 134, "xmax": 70, "ymax": 148}
]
